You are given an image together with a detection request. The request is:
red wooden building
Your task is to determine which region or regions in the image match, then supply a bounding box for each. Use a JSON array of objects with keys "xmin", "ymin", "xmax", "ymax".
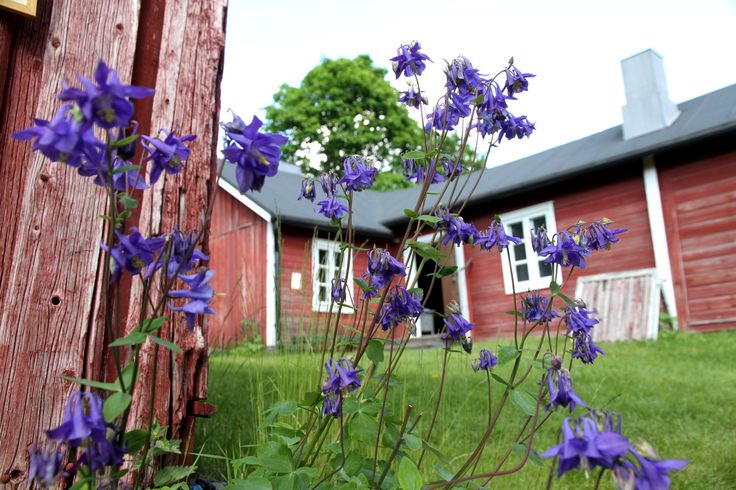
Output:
[{"xmin": 210, "ymin": 50, "xmax": 736, "ymax": 348}]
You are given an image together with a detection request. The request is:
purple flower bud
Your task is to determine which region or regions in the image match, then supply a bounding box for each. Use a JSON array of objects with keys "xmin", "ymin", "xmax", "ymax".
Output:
[{"xmin": 298, "ymin": 177, "xmax": 316, "ymax": 202}]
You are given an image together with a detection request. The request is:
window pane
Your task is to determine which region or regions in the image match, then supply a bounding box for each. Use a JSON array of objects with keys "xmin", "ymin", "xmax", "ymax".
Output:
[
  {"xmin": 514, "ymin": 243, "xmax": 526, "ymax": 260},
  {"xmin": 510, "ymin": 222, "xmax": 524, "ymax": 239},
  {"xmin": 319, "ymin": 249, "xmax": 328, "ymax": 266},
  {"xmin": 318, "ymin": 267, "xmax": 326, "ymax": 283},
  {"xmin": 532, "ymin": 215, "xmax": 547, "ymax": 230},
  {"xmin": 539, "ymin": 260, "xmax": 552, "ymax": 278},
  {"xmin": 334, "ymin": 251, "xmax": 341, "ymax": 269},
  {"xmin": 516, "ymin": 264, "xmax": 529, "ymax": 282},
  {"xmin": 319, "ymin": 286, "xmax": 327, "ymax": 303}
]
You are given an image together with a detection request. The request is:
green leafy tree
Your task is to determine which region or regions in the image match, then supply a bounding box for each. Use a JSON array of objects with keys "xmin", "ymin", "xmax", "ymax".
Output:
[{"xmin": 264, "ymin": 55, "xmax": 423, "ymax": 183}]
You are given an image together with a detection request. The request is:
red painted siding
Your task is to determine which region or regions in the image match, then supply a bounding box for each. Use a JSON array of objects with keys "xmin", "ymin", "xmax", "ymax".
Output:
[
  {"xmin": 659, "ymin": 150, "xmax": 736, "ymax": 331},
  {"xmin": 465, "ymin": 171, "xmax": 654, "ymax": 339},
  {"xmin": 209, "ymin": 191, "xmax": 268, "ymax": 347}
]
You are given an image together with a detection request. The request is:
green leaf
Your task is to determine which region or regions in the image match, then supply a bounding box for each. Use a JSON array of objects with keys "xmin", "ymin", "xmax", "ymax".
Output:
[
  {"xmin": 416, "ymin": 214, "xmax": 442, "ymax": 225},
  {"xmin": 348, "ymin": 412, "xmax": 378, "ymax": 444},
  {"xmin": 497, "ymin": 345, "xmax": 521, "ymax": 365},
  {"xmin": 62, "ymin": 376, "xmax": 121, "ymax": 392},
  {"xmin": 366, "ymin": 339, "xmax": 385, "ymax": 365},
  {"xmin": 299, "ymin": 390, "xmax": 321, "ymax": 407},
  {"xmin": 149, "ymin": 335, "xmax": 183, "ymax": 354},
  {"xmin": 510, "ymin": 389, "xmax": 538, "ymax": 417},
  {"xmin": 153, "ymin": 465, "xmax": 196, "ymax": 486},
  {"xmin": 141, "ymin": 316, "xmax": 168, "ymax": 334},
  {"xmin": 224, "ymin": 478, "xmax": 272, "ymax": 490},
  {"xmin": 398, "ymin": 457, "xmax": 423, "ymax": 490},
  {"xmin": 354, "ymin": 277, "xmax": 372, "ymax": 292},
  {"xmin": 123, "ymin": 429, "xmax": 149, "ymax": 453},
  {"xmin": 491, "ymin": 373, "xmax": 512, "ymax": 387},
  {"xmin": 422, "ymin": 440, "xmax": 449, "ymax": 465},
  {"xmin": 112, "ymin": 134, "xmax": 139, "ymax": 148},
  {"xmin": 402, "ymin": 150, "xmax": 427, "ymax": 160},
  {"xmin": 407, "ymin": 240, "xmax": 446, "ymax": 261},
  {"xmin": 109, "ymin": 330, "xmax": 147, "ymax": 347},
  {"xmin": 112, "ymin": 164, "xmax": 140, "ymax": 175},
  {"xmin": 103, "ymin": 392, "xmax": 132, "ymax": 422},
  {"xmin": 525, "ymin": 358, "xmax": 546, "ymax": 370},
  {"xmin": 262, "ymin": 400, "xmax": 297, "ymax": 427},
  {"xmin": 434, "ymin": 463, "xmax": 455, "ymax": 482},
  {"xmin": 550, "ymin": 280, "xmax": 562, "ymax": 296},
  {"xmin": 403, "ymin": 433, "xmax": 422, "ymax": 451},
  {"xmin": 505, "ymin": 309, "xmax": 523, "ymax": 318},
  {"xmin": 118, "ymin": 192, "xmax": 138, "ymax": 209},
  {"xmin": 429, "ymin": 265, "xmax": 457, "ymax": 279},
  {"xmin": 403, "ymin": 208, "xmax": 418, "ymax": 218}
]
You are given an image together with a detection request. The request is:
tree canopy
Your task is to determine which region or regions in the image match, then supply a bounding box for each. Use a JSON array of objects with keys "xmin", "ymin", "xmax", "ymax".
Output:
[{"xmin": 264, "ymin": 55, "xmax": 423, "ymax": 186}]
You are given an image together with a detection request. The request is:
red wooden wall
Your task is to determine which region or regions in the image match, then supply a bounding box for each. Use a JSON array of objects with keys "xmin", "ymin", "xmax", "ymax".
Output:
[
  {"xmin": 659, "ymin": 150, "xmax": 736, "ymax": 331},
  {"xmin": 209, "ymin": 191, "xmax": 269, "ymax": 348},
  {"xmin": 464, "ymin": 170, "xmax": 654, "ymax": 339},
  {"xmin": 0, "ymin": 0, "xmax": 226, "ymax": 484}
]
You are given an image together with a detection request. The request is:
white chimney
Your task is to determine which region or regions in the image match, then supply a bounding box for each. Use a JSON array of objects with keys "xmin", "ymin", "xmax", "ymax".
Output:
[{"xmin": 621, "ymin": 49, "xmax": 680, "ymax": 139}]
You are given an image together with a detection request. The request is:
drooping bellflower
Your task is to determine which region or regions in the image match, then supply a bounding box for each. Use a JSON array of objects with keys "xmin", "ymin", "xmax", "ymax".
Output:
[
  {"xmin": 331, "ymin": 278, "xmax": 346, "ymax": 303},
  {"xmin": 379, "ymin": 285, "xmax": 423, "ymax": 331},
  {"xmin": 149, "ymin": 228, "xmax": 209, "ymax": 279},
  {"xmin": 167, "ymin": 269, "xmax": 216, "ymax": 330},
  {"xmin": 632, "ymin": 448, "xmax": 688, "ymax": 490},
  {"xmin": 364, "ymin": 249, "xmax": 406, "ymax": 296},
  {"xmin": 28, "ymin": 444, "xmax": 66, "ymax": 487},
  {"xmin": 322, "ymin": 357, "xmax": 362, "ymax": 417},
  {"xmin": 390, "ymin": 41, "xmax": 431, "ymax": 79},
  {"xmin": 46, "ymin": 392, "xmax": 107, "ymax": 447},
  {"xmin": 530, "ymin": 226, "xmax": 550, "ymax": 254},
  {"xmin": 580, "ymin": 219, "xmax": 627, "ymax": 251},
  {"xmin": 58, "ymin": 60, "xmax": 154, "ymax": 129},
  {"xmin": 520, "ymin": 291, "xmax": 558, "ymax": 323},
  {"xmin": 564, "ymin": 303, "xmax": 605, "ymax": 363},
  {"xmin": 398, "ymin": 84, "xmax": 428, "ymax": 108},
  {"xmin": 474, "ymin": 349, "xmax": 498, "ymax": 371},
  {"xmin": 142, "ymin": 128, "xmax": 196, "ymax": 184},
  {"xmin": 435, "ymin": 208, "xmax": 479, "ymax": 246},
  {"xmin": 545, "ymin": 358, "xmax": 587, "ymax": 413},
  {"xmin": 339, "ymin": 155, "xmax": 377, "ymax": 192},
  {"xmin": 476, "ymin": 219, "xmax": 522, "ymax": 252},
  {"xmin": 316, "ymin": 195, "xmax": 349, "ymax": 221},
  {"xmin": 298, "ymin": 177, "xmax": 316, "ymax": 202},
  {"xmin": 500, "ymin": 115, "xmax": 535, "ymax": 140},
  {"xmin": 503, "ymin": 64, "xmax": 535, "ymax": 97},
  {"xmin": 445, "ymin": 55, "xmax": 485, "ymax": 94},
  {"xmin": 540, "ymin": 232, "xmax": 590, "ymax": 268},
  {"xmin": 404, "ymin": 159, "xmax": 444, "ymax": 185},
  {"xmin": 221, "ymin": 114, "xmax": 287, "ymax": 193},
  {"xmin": 441, "ymin": 302, "xmax": 475, "ymax": 341},
  {"xmin": 101, "ymin": 227, "xmax": 166, "ymax": 283}
]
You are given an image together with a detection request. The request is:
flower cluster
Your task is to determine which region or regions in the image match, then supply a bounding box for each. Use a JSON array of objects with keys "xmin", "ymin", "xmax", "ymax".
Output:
[
  {"xmin": 221, "ymin": 112, "xmax": 287, "ymax": 193},
  {"xmin": 535, "ymin": 219, "xmax": 627, "ymax": 269},
  {"xmin": 322, "ymin": 358, "xmax": 362, "ymax": 417},
  {"xmin": 33, "ymin": 392, "xmax": 127, "ymax": 486},
  {"xmin": 13, "ymin": 61, "xmax": 200, "ymax": 191},
  {"xmin": 564, "ymin": 302, "xmax": 605, "ymax": 363},
  {"xmin": 379, "ymin": 285, "xmax": 424, "ymax": 331},
  {"xmin": 542, "ymin": 412, "xmax": 687, "ymax": 488},
  {"xmin": 392, "ymin": 42, "xmax": 535, "ymax": 143}
]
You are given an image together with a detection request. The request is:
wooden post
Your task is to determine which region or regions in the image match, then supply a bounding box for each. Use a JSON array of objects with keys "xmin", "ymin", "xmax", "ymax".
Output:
[{"xmin": 0, "ymin": 0, "xmax": 226, "ymax": 484}]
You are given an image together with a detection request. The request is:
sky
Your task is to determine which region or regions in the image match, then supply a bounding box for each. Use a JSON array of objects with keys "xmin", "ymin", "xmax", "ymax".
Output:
[{"xmin": 219, "ymin": 0, "xmax": 736, "ymax": 167}]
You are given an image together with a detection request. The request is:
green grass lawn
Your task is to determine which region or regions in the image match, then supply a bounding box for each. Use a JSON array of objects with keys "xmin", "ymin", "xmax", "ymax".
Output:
[{"xmin": 195, "ymin": 330, "xmax": 736, "ymax": 489}]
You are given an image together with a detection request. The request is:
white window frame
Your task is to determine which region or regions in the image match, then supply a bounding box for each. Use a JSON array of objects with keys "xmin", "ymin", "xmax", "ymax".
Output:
[
  {"xmin": 499, "ymin": 201, "xmax": 559, "ymax": 295},
  {"xmin": 311, "ymin": 238, "xmax": 354, "ymax": 313}
]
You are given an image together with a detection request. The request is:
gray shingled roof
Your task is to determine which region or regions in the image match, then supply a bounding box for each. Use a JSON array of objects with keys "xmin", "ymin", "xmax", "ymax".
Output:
[{"xmin": 221, "ymin": 83, "xmax": 736, "ymax": 235}]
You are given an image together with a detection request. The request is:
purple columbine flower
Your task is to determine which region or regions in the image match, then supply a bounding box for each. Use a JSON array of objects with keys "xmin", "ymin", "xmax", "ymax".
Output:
[
  {"xmin": 477, "ymin": 219, "xmax": 522, "ymax": 252},
  {"xmin": 541, "ymin": 415, "xmax": 630, "ymax": 477},
  {"xmin": 474, "ymin": 349, "xmax": 498, "ymax": 371},
  {"xmin": 540, "ymin": 232, "xmax": 590, "ymax": 268},
  {"xmin": 331, "ymin": 278, "xmax": 346, "ymax": 303},
  {"xmin": 46, "ymin": 392, "xmax": 107, "ymax": 447},
  {"xmin": 404, "ymin": 159, "xmax": 444, "ymax": 185},
  {"xmin": 442, "ymin": 302, "xmax": 475, "ymax": 341},
  {"xmin": 379, "ymin": 285, "xmax": 424, "ymax": 331},
  {"xmin": 632, "ymin": 449, "xmax": 688, "ymax": 490},
  {"xmin": 500, "ymin": 114, "xmax": 535, "ymax": 140},
  {"xmin": 445, "ymin": 55, "xmax": 485, "ymax": 93},
  {"xmin": 339, "ymin": 155, "xmax": 377, "ymax": 192},
  {"xmin": 221, "ymin": 114, "xmax": 287, "ymax": 193},
  {"xmin": 503, "ymin": 64, "xmax": 535, "ymax": 97},
  {"xmin": 399, "ymin": 84, "xmax": 428, "ymax": 108},
  {"xmin": 571, "ymin": 330, "xmax": 606, "ymax": 364},
  {"xmin": 441, "ymin": 156, "xmax": 465, "ymax": 181},
  {"xmin": 13, "ymin": 103, "xmax": 104, "ymax": 167},
  {"xmin": 320, "ymin": 173, "xmax": 339, "ymax": 196},
  {"xmin": 364, "ymin": 249, "xmax": 406, "ymax": 296},
  {"xmin": 390, "ymin": 41, "xmax": 431, "ymax": 79},
  {"xmin": 28, "ymin": 444, "xmax": 66, "ymax": 487},
  {"xmin": 545, "ymin": 359, "xmax": 587, "ymax": 413},
  {"xmin": 80, "ymin": 437, "xmax": 126, "ymax": 472},
  {"xmin": 435, "ymin": 208, "xmax": 479, "ymax": 246},
  {"xmin": 531, "ymin": 226, "xmax": 550, "ymax": 254},
  {"xmin": 59, "ymin": 60, "xmax": 154, "ymax": 129},
  {"xmin": 101, "ymin": 227, "xmax": 166, "ymax": 283},
  {"xmin": 142, "ymin": 128, "xmax": 196, "ymax": 185},
  {"xmin": 581, "ymin": 219, "xmax": 627, "ymax": 251},
  {"xmin": 564, "ymin": 303, "xmax": 599, "ymax": 334},
  {"xmin": 316, "ymin": 195, "xmax": 348, "ymax": 221},
  {"xmin": 322, "ymin": 357, "xmax": 362, "ymax": 417},
  {"xmin": 147, "ymin": 228, "xmax": 208, "ymax": 279},
  {"xmin": 520, "ymin": 291, "xmax": 558, "ymax": 323},
  {"xmin": 167, "ymin": 269, "xmax": 216, "ymax": 330},
  {"xmin": 78, "ymin": 156, "xmax": 149, "ymax": 192},
  {"xmin": 298, "ymin": 177, "xmax": 316, "ymax": 202},
  {"xmin": 425, "ymin": 101, "xmax": 463, "ymax": 132}
]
